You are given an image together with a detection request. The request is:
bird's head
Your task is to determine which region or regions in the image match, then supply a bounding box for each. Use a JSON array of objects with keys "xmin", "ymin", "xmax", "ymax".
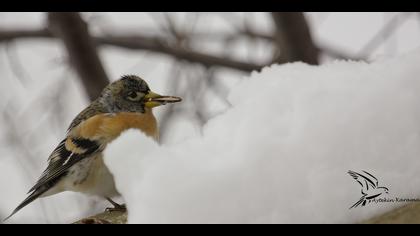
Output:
[
  {"xmin": 99, "ymin": 75, "xmax": 182, "ymax": 113},
  {"xmin": 379, "ymin": 187, "xmax": 389, "ymax": 194}
]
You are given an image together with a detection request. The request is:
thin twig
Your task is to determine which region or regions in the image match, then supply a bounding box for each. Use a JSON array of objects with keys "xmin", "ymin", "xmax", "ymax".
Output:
[
  {"xmin": 4, "ymin": 42, "xmax": 31, "ymax": 86},
  {"xmin": 158, "ymin": 62, "xmax": 183, "ymax": 144},
  {"xmin": 357, "ymin": 13, "xmax": 412, "ymax": 58}
]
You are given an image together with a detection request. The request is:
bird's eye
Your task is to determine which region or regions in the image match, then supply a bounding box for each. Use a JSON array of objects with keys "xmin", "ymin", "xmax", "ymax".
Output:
[
  {"xmin": 128, "ymin": 91, "xmax": 137, "ymax": 98},
  {"xmin": 126, "ymin": 91, "xmax": 144, "ymax": 101}
]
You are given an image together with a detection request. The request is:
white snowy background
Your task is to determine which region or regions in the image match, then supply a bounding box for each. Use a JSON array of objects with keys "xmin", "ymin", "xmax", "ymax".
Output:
[
  {"xmin": 106, "ymin": 51, "xmax": 420, "ymax": 223},
  {"xmin": 1, "ymin": 12, "xmax": 420, "ymax": 223}
]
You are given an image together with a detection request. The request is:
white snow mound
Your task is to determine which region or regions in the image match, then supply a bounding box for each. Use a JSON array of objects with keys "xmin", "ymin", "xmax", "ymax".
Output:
[{"xmin": 104, "ymin": 50, "xmax": 420, "ymax": 223}]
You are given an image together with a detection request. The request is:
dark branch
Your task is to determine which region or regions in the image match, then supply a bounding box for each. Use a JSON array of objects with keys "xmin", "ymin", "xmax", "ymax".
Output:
[
  {"xmin": 97, "ymin": 35, "xmax": 262, "ymax": 72},
  {"xmin": 271, "ymin": 12, "xmax": 319, "ymax": 65},
  {"xmin": 0, "ymin": 28, "xmax": 264, "ymax": 73},
  {"xmin": 0, "ymin": 27, "xmax": 363, "ymax": 62},
  {"xmin": 47, "ymin": 12, "xmax": 110, "ymax": 101},
  {"xmin": 0, "ymin": 29, "xmax": 51, "ymax": 42}
]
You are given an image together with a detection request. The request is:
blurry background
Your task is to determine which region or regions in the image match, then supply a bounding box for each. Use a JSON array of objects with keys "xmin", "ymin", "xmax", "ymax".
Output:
[{"xmin": 0, "ymin": 12, "xmax": 419, "ymax": 223}]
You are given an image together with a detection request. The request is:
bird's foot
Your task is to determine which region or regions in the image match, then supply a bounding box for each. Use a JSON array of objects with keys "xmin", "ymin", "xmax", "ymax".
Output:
[
  {"xmin": 105, "ymin": 205, "xmax": 126, "ymax": 212},
  {"xmin": 105, "ymin": 197, "xmax": 127, "ymax": 212}
]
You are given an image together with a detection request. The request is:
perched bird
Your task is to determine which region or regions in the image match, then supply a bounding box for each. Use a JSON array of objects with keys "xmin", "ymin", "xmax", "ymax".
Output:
[
  {"xmin": 348, "ymin": 170, "xmax": 389, "ymax": 209},
  {"xmin": 5, "ymin": 75, "xmax": 182, "ymax": 220}
]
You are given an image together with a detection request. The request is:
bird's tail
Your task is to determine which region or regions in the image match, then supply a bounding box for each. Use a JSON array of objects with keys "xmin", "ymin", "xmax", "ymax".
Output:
[
  {"xmin": 349, "ymin": 196, "xmax": 366, "ymax": 209},
  {"xmin": 3, "ymin": 187, "xmax": 48, "ymax": 222}
]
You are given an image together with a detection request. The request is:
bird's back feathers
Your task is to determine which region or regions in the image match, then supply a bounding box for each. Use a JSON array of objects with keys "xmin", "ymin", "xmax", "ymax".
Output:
[{"xmin": 67, "ymin": 101, "xmax": 107, "ymax": 132}]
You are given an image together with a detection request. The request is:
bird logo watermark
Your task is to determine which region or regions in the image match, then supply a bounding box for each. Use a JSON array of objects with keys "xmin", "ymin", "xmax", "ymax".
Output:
[
  {"xmin": 348, "ymin": 170, "xmax": 420, "ymax": 209},
  {"xmin": 348, "ymin": 170, "xmax": 389, "ymax": 209}
]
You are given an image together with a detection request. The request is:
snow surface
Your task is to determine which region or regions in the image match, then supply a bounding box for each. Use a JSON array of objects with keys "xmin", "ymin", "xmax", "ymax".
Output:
[{"xmin": 104, "ymin": 50, "xmax": 420, "ymax": 223}]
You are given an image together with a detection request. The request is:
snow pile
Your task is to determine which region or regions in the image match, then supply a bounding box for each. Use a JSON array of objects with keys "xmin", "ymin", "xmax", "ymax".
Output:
[{"xmin": 104, "ymin": 50, "xmax": 420, "ymax": 223}]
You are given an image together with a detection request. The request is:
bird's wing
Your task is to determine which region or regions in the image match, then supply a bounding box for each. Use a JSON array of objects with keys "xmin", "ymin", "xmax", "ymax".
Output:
[
  {"xmin": 362, "ymin": 170, "xmax": 379, "ymax": 188},
  {"xmin": 4, "ymin": 136, "xmax": 102, "ymax": 221},
  {"xmin": 4, "ymin": 104, "xmax": 109, "ymax": 221},
  {"xmin": 28, "ymin": 136, "xmax": 102, "ymax": 193},
  {"xmin": 348, "ymin": 170, "xmax": 377, "ymax": 191},
  {"xmin": 33, "ymin": 102, "xmax": 107, "ymax": 191}
]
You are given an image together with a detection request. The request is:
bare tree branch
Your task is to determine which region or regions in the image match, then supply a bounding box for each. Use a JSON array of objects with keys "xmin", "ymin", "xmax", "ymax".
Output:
[
  {"xmin": 357, "ymin": 13, "xmax": 412, "ymax": 58},
  {"xmin": 0, "ymin": 26, "xmax": 366, "ymax": 75},
  {"xmin": 0, "ymin": 29, "xmax": 51, "ymax": 42},
  {"xmin": 2, "ymin": 108, "xmax": 52, "ymax": 222},
  {"xmin": 318, "ymin": 43, "xmax": 367, "ymax": 61},
  {"xmin": 173, "ymin": 29, "xmax": 365, "ymax": 61},
  {"xmin": 47, "ymin": 12, "xmax": 110, "ymax": 101},
  {"xmin": 0, "ymin": 25, "xmax": 363, "ymax": 62},
  {"xmin": 235, "ymin": 29, "xmax": 365, "ymax": 61},
  {"xmin": 158, "ymin": 63, "xmax": 183, "ymax": 144},
  {"xmin": 96, "ymin": 35, "xmax": 263, "ymax": 72},
  {"xmin": 4, "ymin": 42, "xmax": 32, "ymax": 86},
  {"xmin": 271, "ymin": 12, "xmax": 319, "ymax": 65},
  {"xmin": 0, "ymin": 28, "xmax": 264, "ymax": 73}
]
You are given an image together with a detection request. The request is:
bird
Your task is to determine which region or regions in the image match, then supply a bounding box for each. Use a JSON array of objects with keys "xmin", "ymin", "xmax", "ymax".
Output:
[
  {"xmin": 4, "ymin": 75, "xmax": 182, "ymax": 221},
  {"xmin": 348, "ymin": 170, "xmax": 389, "ymax": 209}
]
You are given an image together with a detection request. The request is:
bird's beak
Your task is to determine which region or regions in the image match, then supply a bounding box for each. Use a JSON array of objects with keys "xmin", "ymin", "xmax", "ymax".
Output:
[{"xmin": 144, "ymin": 91, "xmax": 182, "ymax": 108}]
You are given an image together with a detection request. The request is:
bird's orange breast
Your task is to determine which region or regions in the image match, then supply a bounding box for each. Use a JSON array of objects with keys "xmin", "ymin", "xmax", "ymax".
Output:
[{"xmin": 69, "ymin": 109, "xmax": 158, "ymax": 142}]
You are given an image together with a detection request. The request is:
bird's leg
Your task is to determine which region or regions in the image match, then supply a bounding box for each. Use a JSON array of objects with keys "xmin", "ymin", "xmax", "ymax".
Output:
[{"xmin": 105, "ymin": 197, "xmax": 126, "ymax": 212}]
